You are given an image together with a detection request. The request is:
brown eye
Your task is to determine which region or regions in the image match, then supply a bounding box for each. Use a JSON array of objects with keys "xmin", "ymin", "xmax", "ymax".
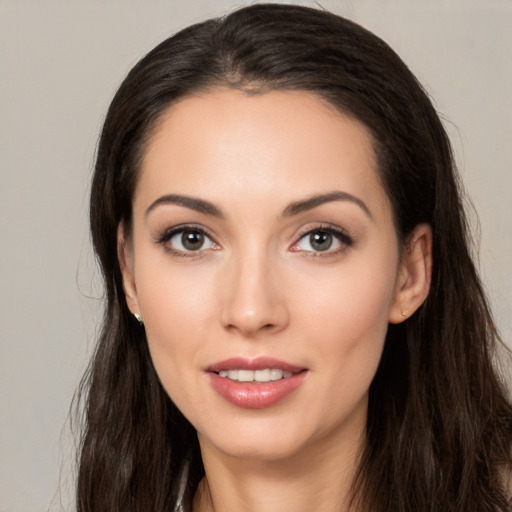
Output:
[
  {"xmin": 290, "ymin": 226, "xmax": 353, "ymax": 254},
  {"xmin": 181, "ymin": 230, "xmax": 205, "ymax": 251},
  {"xmin": 161, "ymin": 227, "xmax": 218, "ymax": 254},
  {"xmin": 309, "ymin": 231, "xmax": 333, "ymax": 251}
]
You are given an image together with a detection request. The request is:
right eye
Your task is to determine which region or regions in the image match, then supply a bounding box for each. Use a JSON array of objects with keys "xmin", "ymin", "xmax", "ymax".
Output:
[{"xmin": 159, "ymin": 227, "xmax": 219, "ymax": 255}]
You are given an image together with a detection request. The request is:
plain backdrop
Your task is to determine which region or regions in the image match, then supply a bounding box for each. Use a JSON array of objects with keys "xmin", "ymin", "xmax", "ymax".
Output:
[{"xmin": 1, "ymin": 1, "xmax": 511, "ymax": 510}]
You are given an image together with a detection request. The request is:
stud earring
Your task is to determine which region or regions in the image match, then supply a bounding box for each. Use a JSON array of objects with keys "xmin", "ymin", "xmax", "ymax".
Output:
[
  {"xmin": 134, "ymin": 313, "xmax": 144, "ymax": 326},
  {"xmin": 401, "ymin": 310, "xmax": 407, "ymax": 318}
]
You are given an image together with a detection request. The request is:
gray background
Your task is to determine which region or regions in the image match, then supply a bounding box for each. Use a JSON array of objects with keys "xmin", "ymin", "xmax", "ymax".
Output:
[{"xmin": 1, "ymin": 1, "xmax": 511, "ymax": 510}]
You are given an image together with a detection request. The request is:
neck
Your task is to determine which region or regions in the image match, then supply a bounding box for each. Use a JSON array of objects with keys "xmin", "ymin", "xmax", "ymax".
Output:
[{"xmin": 193, "ymin": 428, "xmax": 364, "ymax": 512}]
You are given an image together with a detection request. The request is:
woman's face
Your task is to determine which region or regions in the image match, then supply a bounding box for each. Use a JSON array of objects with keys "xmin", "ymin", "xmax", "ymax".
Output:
[{"xmin": 121, "ymin": 89, "xmax": 418, "ymax": 462}]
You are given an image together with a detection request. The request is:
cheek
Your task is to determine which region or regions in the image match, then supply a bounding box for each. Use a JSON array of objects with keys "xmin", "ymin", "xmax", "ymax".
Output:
[
  {"xmin": 136, "ymin": 273, "xmax": 217, "ymax": 427},
  {"xmin": 296, "ymin": 253, "xmax": 396, "ymax": 330},
  {"xmin": 292, "ymin": 254, "xmax": 397, "ymax": 376},
  {"xmin": 136, "ymin": 255, "xmax": 216, "ymax": 331},
  {"xmin": 134, "ymin": 262, "xmax": 217, "ymax": 390}
]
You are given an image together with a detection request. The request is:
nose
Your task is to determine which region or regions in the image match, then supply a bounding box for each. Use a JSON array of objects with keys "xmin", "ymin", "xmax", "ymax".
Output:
[{"xmin": 220, "ymin": 247, "xmax": 289, "ymax": 337}]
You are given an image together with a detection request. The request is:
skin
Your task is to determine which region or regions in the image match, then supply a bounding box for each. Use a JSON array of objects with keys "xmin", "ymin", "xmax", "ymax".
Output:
[{"xmin": 120, "ymin": 89, "xmax": 432, "ymax": 512}]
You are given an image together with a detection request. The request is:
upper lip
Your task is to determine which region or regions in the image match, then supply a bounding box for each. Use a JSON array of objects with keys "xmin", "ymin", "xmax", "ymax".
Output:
[{"xmin": 207, "ymin": 357, "xmax": 306, "ymax": 374}]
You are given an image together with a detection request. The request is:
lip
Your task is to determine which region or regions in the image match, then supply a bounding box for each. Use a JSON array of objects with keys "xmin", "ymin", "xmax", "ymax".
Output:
[
  {"xmin": 207, "ymin": 356, "xmax": 305, "ymax": 374},
  {"xmin": 206, "ymin": 357, "xmax": 308, "ymax": 409}
]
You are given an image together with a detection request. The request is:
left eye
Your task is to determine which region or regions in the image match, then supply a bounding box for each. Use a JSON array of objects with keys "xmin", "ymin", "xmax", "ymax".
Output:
[
  {"xmin": 167, "ymin": 228, "xmax": 217, "ymax": 252},
  {"xmin": 291, "ymin": 228, "xmax": 350, "ymax": 253}
]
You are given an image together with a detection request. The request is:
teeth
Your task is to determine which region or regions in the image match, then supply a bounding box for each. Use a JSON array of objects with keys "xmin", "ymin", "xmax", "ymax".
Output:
[
  {"xmin": 217, "ymin": 368, "xmax": 295, "ymax": 382},
  {"xmin": 238, "ymin": 369, "xmax": 254, "ymax": 382},
  {"xmin": 270, "ymin": 369, "xmax": 283, "ymax": 381},
  {"xmin": 255, "ymin": 369, "xmax": 270, "ymax": 382}
]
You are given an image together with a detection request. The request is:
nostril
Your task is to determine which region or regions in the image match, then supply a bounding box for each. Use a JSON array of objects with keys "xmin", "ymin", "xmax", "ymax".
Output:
[{"xmin": 220, "ymin": 284, "xmax": 289, "ymax": 335}]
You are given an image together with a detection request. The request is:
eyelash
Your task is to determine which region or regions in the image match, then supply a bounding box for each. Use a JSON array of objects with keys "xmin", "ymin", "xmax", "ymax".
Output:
[
  {"xmin": 156, "ymin": 224, "xmax": 218, "ymax": 258},
  {"xmin": 291, "ymin": 224, "xmax": 354, "ymax": 257},
  {"xmin": 155, "ymin": 223, "xmax": 354, "ymax": 258}
]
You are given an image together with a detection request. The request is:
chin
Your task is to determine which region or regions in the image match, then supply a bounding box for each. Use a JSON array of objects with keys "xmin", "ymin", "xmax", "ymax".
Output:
[
  {"xmin": 196, "ymin": 413, "xmax": 315, "ymax": 461},
  {"xmin": 196, "ymin": 405, "xmax": 362, "ymax": 465},
  {"xmin": 201, "ymin": 433, "xmax": 308, "ymax": 463}
]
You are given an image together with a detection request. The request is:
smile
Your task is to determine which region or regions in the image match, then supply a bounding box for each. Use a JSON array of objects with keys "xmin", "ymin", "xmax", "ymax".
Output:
[
  {"xmin": 207, "ymin": 357, "xmax": 308, "ymax": 409},
  {"xmin": 218, "ymin": 369, "xmax": 294, "ymax": 382}
]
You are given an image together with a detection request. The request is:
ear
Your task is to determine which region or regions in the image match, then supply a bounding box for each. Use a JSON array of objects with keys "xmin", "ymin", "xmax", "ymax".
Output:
[
  {"xmin": 117, "ymin": 223, "xmax": 141, "ymax": 317},
  {"xmin": 389, "ymin": 224, "xmax": 433, "ymax": 324}
]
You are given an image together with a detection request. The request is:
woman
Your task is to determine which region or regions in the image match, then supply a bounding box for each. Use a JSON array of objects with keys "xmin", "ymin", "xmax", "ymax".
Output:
[{"xmin": 76, "ymin": 3, "xmax": 512, "ymax": 511}]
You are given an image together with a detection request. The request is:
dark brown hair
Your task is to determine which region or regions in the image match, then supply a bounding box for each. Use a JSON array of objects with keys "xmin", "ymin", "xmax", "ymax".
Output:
[{"xmin": 77, "ymin": 4, "xmax": 512, "ymax": 511}]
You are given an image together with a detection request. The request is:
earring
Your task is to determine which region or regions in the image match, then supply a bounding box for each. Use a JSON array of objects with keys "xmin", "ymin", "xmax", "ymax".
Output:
[
  {"xmin": 134, "ymin": 313, "xmax": 144, "ymax": 326},
  {"xmin": 401, "ymin": 310, "xmax": 407, "ymax": 318}
]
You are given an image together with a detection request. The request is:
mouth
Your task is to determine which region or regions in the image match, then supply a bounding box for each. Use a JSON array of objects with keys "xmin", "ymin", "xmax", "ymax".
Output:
[
  {"xmin": 207, "ymin": 356, "xmax": 305, "ymax": 380},
  {"xmin": 217, "ymin": 368, "xmax": 294, "ymax": 383},
  {"xmin": 206, "ymin": 357, "xmax": 308, "ymax": 409}
]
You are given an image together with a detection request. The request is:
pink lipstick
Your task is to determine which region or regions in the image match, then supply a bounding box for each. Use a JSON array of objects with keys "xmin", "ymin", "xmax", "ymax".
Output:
[{"xmin": 207, "ymin": 357, "xmax": 307, "ymax": 409}]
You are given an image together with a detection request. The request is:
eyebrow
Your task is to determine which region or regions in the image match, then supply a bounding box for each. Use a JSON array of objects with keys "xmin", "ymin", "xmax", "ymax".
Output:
[
  {"xmin": 282, "ymin": 191, "xmax": 373, "ymax": 219},
  {"xmin": 145, "ymin": 190, "xmax": 373, "ymax": 220},
  {"xmin": 145, "ymin": 194, "xmax": 224, "ymax": 218}
]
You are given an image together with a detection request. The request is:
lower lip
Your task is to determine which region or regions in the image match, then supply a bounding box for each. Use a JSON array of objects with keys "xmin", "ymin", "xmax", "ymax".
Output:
[{"xmin": 208, "ymin": 371, "xmax": 307, "ymax": 409}]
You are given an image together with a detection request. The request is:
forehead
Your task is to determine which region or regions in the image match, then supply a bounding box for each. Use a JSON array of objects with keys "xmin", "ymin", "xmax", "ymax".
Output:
[{"xmin": 135, "ymin": 89, "xmax": 390, "ymax": 220}]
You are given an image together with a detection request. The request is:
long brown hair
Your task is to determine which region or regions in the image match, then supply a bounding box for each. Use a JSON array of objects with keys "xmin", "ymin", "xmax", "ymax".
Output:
[{"xmin": 77, "ymin": 4, "xmax": 512, "ymax": 511}]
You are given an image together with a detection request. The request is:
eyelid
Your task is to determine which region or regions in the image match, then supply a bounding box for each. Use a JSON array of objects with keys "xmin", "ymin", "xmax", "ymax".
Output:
[
  {"xmin": 154, "ymin": 222, "xmax": 353, "ymax": 257},
  {"xmin": 155, "ymin": 223, "xmax": 220, "ymax": 256},
  {"xmin": 290, "ymin": 223, "xmax": 354, "ymax": 254}
]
